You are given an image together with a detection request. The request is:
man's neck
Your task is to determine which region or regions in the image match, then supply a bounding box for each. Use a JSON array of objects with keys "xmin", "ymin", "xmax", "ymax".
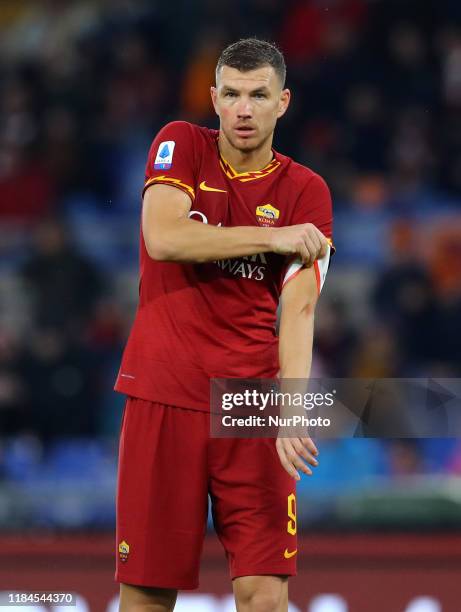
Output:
[{"xmin": 218, "ymin": 131, "xmax": 274, "ymax": 174}]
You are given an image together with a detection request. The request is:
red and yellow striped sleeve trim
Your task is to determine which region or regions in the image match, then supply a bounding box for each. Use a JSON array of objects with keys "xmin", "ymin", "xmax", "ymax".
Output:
[
  {"xmin": 219, "ymin": 155, "xmax": 281, "ymax": 182},
  {"xmin": 143, "ymin": 176, "xmax": 195, "ymax": 200}
]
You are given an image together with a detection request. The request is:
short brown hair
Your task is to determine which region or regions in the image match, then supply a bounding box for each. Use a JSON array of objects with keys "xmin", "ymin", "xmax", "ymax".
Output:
[{"xmin": 216, "ymin": 38, "xmax": 286, "ymax": 87}]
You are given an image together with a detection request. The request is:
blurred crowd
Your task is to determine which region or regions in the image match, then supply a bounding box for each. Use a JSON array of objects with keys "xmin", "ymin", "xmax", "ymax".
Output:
[
  {"xmin": 0, "ymin": 0, "xmax": 460, "ymax": 462},
  {"xmin": 1, "ymin": 0, "xmax": 460, "ymax": 219}
]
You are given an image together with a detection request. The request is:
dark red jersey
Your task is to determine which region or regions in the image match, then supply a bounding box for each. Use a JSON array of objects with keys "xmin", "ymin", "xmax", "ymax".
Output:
[{"xmin": 115, "ymin": 121, "xmax": 333, "ymax": 410}]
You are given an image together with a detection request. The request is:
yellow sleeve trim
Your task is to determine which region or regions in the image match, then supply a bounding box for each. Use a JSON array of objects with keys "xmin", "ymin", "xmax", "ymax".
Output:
[{"xmin": 144, "ymin": 176, "xmax": 195, "ymax": 200}]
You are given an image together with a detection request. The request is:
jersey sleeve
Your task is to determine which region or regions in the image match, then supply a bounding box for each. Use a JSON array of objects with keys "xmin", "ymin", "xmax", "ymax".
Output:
[
  {"xmin": 142, "ymin": 121, "xmax": 197, "ymax": 203},
  {"xmin": 282, "ymin": 173, "xmax": 334, "ymax": 294}
]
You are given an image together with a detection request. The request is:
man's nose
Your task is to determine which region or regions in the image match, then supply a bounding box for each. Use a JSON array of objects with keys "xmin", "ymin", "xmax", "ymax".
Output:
[{"xmin": 236, "ymin": 98, "xmax": 253, "ymax": 118}]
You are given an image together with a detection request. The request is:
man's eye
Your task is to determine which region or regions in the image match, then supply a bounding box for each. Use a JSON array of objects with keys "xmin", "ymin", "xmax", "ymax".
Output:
[
  {"xmin": 254, "ymin": 93, "xmax": 267, "ymax": 99},
  {"xmin": 224, "ymin": 92, "xmax": 237, "ymax": 97}
]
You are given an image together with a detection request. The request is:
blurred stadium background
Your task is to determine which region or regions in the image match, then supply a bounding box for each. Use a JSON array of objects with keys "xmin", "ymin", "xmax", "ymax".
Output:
[{"xmin": 0, "ymin": 0, "xmax": 460, "ymax": 610}]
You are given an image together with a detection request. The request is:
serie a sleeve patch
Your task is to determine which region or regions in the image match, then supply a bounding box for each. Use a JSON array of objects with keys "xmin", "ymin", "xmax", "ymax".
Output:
[{"xmin": 154, "ymin": 140, "xmax": 176, "ymax": 170}]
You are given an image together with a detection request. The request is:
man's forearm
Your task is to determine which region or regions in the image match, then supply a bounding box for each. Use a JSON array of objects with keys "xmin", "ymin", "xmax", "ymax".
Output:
[
  {"xmin": 279, "ymin": 310, "xmax": 315, "ymax": 380},
  {"xmin": 149, "ymin": 218, "xmax": 273, "ymax": 263},
  {"xmin": 278, "ymin": 311, "xmax": 315, "ymax": 434},
  {"xmin": 143, "ymin": 185, "xmax": 327, "ymax": 265}
]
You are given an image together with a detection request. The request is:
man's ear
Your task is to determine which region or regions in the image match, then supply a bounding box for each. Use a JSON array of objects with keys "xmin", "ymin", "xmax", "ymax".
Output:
[
  {"xmin": 210, "ymin": 86, "xmax": 219, "ymax": 116},
  {"xmin": 277, "ymin": 88, "xmax": 291, "ymax": 118}
]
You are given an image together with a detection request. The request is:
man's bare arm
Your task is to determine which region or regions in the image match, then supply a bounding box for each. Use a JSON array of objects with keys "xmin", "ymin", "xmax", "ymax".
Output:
[
  {"xmin": 276, "ymin": 266, "xmax": 320, "ymax": 480},
  {"xmin": 142, "ymin": 184, "xmax": 329, "ymax": 264}
]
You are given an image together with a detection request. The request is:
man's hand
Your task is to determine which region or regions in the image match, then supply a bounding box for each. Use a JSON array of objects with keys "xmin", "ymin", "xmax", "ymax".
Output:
[
  {"xmin": 276, "ymin": 436, "xmax": 319, "ymax": 480},
  {"xmin": 270, "ymin": 223, "xmax": 329, "ymax": 266}
]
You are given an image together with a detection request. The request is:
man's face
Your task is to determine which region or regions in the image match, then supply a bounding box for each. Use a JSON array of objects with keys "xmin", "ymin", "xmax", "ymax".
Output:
[{"xmin": 211, "ymin": 65, "xmax": 290, "ymax": 153}]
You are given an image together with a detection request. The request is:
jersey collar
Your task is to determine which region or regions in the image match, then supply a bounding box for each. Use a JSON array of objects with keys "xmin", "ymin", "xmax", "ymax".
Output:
[{"xmin": 219, "ymin": 154, "xmax": 281, "ymax": 182}]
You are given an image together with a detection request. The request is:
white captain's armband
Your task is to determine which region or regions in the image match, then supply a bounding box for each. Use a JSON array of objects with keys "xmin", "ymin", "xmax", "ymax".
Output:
[{"xmin": 282, "ymin": 243, "xmax": 332, "ymax": 294}]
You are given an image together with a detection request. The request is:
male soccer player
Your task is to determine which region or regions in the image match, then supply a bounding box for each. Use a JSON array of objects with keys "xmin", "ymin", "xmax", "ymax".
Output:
[{"xmin": 115, "ymin": 38, "xmax": 333, "ymax": 612}]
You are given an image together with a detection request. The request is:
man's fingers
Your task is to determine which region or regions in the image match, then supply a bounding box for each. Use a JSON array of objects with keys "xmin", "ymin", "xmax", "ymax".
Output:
[
  {"xmin": 301, "ymin": 237, "xmax": 317, "ymax": 266},
  {"xmin": 301, "ymin": 437, "xmax": 319, "ymax": 456},
  {"xmin": 297, "ymin": 243, "xmax": 311, "ymax": 266},
  {"xmin": 292, "ymin": 438, "xmax": 319, "ymax": 467},
  {"xmin": 312, "ymin": 227, "xmax": 329, "ymax": 258},
  {"xmin": 276, "ymin": 440, "xmax": 301, "ymax": 480},
  {"xmin": 286, "ymin": 449, "xmax": 313, "ymax": 476},
  {"xmin": 318, "ymin": 237, "xmax": 328, "ymax": 259},
  {"xmin": 316, "ymin": 239, "xmax": 327, "ymax": 259},
  {"xmin": 272, "ymin": 223, "xmax": 329, "ymax": 263},
  {"xmin": 300, "ymin": 229, "xmax": 326, "ymax": 265},
  {"xmin": 310, "ymin": 231, "xmax": 323, "ymax": 256},
  {"xmin": 279, "ymin": 451, "xmax": 301, "ymax": 480},
  {"xmin": 277, "ymin": 438, "xmax": 319, "ymax": 479},
  {"xmin": 304, "ymin": 224, "xmax": 328, "ymax": 260}
]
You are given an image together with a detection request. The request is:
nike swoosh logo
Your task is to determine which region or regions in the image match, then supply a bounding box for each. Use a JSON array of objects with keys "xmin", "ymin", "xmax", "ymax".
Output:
[
  {"xmin": 284, "ymin": 548, "xmax": 297, "ymax": 559},
  {"xmin": 199, "ymin": 181, "xmax": 227, "ymax": 193}
]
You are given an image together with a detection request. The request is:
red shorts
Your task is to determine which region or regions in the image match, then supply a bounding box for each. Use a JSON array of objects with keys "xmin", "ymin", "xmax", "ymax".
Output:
[{"xmin": 115, "ymin": 397, "xmax": 297, "ymax": 590}]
